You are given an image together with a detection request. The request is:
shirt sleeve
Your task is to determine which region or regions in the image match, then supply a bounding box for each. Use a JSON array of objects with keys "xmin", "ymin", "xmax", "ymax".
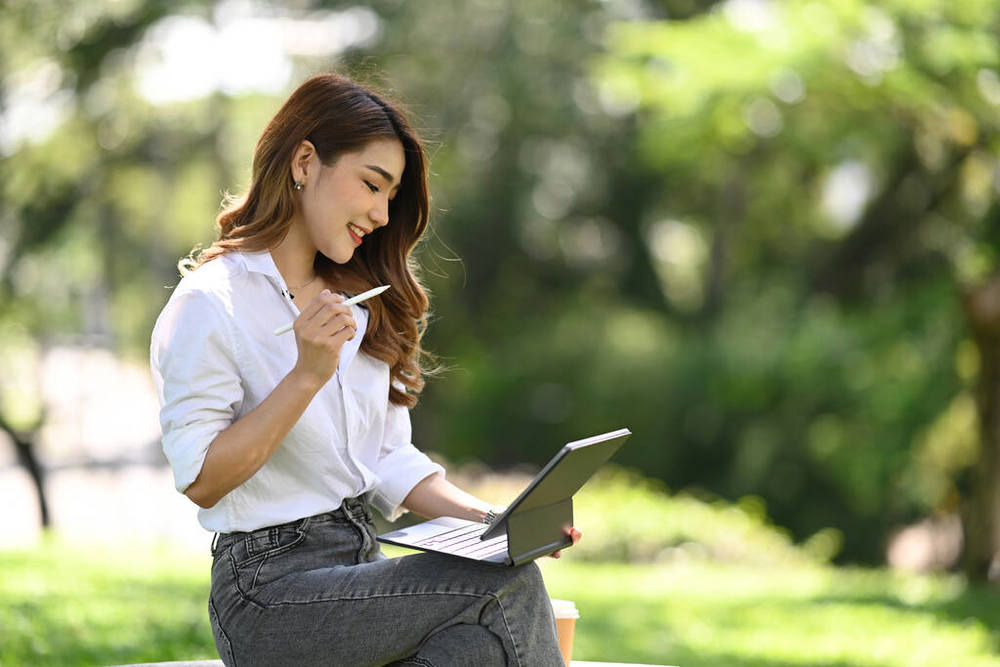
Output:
[
  {"xmin": 368, "ymin": 397, "xmax": 444, "ymax": 521},
  {"xmin": 150, "ymin": 288, "xmax": 243, "ymax": 494}
]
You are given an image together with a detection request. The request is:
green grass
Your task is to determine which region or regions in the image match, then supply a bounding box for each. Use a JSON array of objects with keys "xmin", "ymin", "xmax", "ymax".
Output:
[
  {"xmin": 0, "ymin": 539, "xmax": 216, "ymax": 666},
  {"xmin": 537, "ymin": 559, "xmax": 1000, "ymax": 666},
  {"xmin": 1, "ymin": 468, "xmax": 995, "ymax": 666},
  {"xmin": 3, "ymin": 538, "xmax": 1000, "ymax": 666}
]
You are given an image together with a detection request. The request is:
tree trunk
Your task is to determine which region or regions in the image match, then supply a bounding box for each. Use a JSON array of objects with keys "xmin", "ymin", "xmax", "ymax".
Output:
[
  {"xmin": 0, "ymin": 414, "xmax": 50, "ymax": 528},
  {"xmin": 961, "ymin": 276, "xmax": 1000, "ymax": 582}
]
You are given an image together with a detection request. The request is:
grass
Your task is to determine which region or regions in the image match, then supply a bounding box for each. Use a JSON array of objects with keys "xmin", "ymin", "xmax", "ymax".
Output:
[
  {"xmin": 0, "ymin": 540, "xmax": 215, "ymax": 666},
  {"xmin": 3, "ymin": 539, "xmax": 1000, "ymax": 666},
  {"xmin": 3, "ymin": 469, "xmax": 999, "ymax": 666},
  {"xmin": 536, "ymin": 559, "xmax": 1000, "ymax": 666}
]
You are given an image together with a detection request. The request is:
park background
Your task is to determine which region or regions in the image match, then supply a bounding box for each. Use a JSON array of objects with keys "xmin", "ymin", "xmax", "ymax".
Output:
[{"xmin": 3, "ymin": 0, "xmax": 1000, "ymax": 664}]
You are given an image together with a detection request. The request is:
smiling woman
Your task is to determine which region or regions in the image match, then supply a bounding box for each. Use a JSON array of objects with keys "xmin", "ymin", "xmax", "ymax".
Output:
[
  {"xmin": 286, "ymin": 138, "xmax": 403, "ymax": 265},
  {"xmin": 181, "ymin": 73, "xmax": 430, "ymax": 408},
  {"xmin": 149, "ymin": 73, "xmax": 573, "ymax": 666}
]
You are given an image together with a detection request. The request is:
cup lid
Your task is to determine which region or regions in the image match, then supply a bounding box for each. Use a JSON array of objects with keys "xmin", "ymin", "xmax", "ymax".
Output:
[{"xmin": 549, "ymin": 598, "xmax": 580, "ymax": 619}]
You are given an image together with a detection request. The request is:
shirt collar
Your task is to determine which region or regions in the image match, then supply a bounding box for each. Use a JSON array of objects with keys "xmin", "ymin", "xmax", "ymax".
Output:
[
  {"xmin": 235, "ymin": 250, "xmax": 284, "ymax": 285},
  {"xmin": 233, "ymin": 249, "xmax": 368, "ymax": 373}
]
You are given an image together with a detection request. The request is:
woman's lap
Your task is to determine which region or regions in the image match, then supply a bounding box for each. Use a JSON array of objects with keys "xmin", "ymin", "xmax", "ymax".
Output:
[{"xmin": 208, "ymin": 501, "xmax": 563, "ymax": 666}]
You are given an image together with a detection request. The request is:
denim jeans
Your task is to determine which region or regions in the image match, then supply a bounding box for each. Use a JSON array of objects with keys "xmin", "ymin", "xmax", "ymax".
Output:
[{"xmin": 208, "ymin": 498, "xmax": 564, "ymax": 666}]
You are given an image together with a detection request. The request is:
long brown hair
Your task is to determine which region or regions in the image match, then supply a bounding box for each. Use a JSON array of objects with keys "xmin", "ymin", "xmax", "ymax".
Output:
[{"xmin": 185, "ymin": 73, "xmax": 432, "ymax": 407}]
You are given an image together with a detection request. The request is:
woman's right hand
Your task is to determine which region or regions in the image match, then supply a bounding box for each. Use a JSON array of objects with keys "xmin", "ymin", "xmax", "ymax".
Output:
[{"xmin": 291, "ymin": 289, "xmax": 356, "ymax": 386}]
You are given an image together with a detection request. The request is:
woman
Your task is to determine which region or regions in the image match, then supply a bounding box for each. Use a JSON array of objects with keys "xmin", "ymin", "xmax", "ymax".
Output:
[{"xmin": 150, "ymin": 72, "xmax": 575, "ymax": 666}]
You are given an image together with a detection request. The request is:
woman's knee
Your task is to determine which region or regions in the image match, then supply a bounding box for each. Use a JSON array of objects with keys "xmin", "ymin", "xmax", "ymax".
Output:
[
  {"xmin": 511, "ymin": 561, "xmax": 547, "ymax": 594},
  {"xmin": 494, "ymin": 562, "xmax": 553, "ymax": 616},
  {"xmin": 401, "ymin": 623, "xmax": 505, "ymax": 666}
]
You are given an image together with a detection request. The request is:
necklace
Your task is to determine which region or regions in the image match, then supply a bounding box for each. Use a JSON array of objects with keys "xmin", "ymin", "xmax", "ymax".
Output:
[
  {"xmin": 288, "ymin": 275, "xmax": 318, "ymax": 290},
  {"xmin": 286, "ymin": 274, "xmax": 318, "ymax": 300}
]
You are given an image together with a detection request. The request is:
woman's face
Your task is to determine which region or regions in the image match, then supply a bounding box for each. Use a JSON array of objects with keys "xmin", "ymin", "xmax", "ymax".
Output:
[{"xmin": 296, "ymin": 138, "xmax": 405, "ymax": 264}]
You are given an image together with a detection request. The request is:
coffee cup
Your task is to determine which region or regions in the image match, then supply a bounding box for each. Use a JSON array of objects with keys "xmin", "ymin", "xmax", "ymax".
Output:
[{"xmin": 550, "ymin": 598, "xmax": 579, "ymax": 665}]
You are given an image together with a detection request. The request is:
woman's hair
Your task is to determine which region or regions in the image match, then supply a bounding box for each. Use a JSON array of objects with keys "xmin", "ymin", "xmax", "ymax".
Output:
[{"xmin": 184, "ymin": 72, "xmax": 433, "ymax": 407}]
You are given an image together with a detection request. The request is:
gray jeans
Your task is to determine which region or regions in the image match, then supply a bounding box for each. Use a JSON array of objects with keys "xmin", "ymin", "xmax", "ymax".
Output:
[{"xmin": 208, "ymin": 498, "xmax": 564, "ymax": 666}]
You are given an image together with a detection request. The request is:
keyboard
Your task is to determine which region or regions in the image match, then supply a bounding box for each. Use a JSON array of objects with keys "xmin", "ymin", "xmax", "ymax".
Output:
[{"xmin": 414, "ymin": 522, "xmax": 509, "ymax": 559}]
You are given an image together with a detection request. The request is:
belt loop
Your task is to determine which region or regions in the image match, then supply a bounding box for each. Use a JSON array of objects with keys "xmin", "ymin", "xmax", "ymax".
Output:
[
  {"xmin": 342, "ymin": 502, "xmax": 374, "ymax": 562},
  {"xmin": 211, "ymin": 532, "xmax": 220, "ymax": 556}
]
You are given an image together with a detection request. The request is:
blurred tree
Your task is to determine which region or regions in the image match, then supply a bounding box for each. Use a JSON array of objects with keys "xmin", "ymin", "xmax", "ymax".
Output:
[
  {"xmin": 595, "ymin": 0, "xmax": 1000, "ymax": 576},
  {"xmin": 0, "ymin": 0, "xmax": 222, "ymax": 526},
  {"xmin": 5, "ymin": 0, "xmax": 998, "ymax": 576}
]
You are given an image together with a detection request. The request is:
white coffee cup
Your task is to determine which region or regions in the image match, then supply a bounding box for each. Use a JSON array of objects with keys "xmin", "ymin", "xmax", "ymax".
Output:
[{"xmin": 550, "ymin": 598, "xmax": 580, "ymax": 665}]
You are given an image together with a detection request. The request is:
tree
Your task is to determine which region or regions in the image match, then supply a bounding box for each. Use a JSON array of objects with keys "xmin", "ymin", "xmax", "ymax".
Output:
[
  {"xmin": 596, "ymin": 0, "xmax": 1000, "ymax": 575},
  {"xmin": 0, "ymin": 0, "xmax": 224, "ymax": 526},
  {"xmin": 7, "ymin": 0, "xmax": 991, "ymax": 573}
]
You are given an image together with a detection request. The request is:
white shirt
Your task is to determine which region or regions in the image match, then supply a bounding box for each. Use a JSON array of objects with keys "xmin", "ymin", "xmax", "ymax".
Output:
[{"xmin": 149, "ymin": 250, "xmax": 444, "ymax": 533}]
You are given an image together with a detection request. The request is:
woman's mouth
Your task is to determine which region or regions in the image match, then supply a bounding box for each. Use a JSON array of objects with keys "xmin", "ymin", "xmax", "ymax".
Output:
[{"xmin": 348, "ymin": 222, "xmax": 367, "ymax": 245}]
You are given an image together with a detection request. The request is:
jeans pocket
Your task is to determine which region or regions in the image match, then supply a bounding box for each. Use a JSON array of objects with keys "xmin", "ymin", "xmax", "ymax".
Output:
[
  {"xmin": 231, "ymin": 524, "xmax": 306, "ymax": 565},
  {"xmin": 230, "ymin": 523, "xmax": 308, "ymax": 595}
]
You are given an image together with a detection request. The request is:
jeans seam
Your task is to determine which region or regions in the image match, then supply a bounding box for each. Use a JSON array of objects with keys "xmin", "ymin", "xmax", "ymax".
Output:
[
  {"xmin": 489, "ymin": 592, "xmax": 522, "ymax": 667},
  {"xmin": 250, "ymin": 552, "xmax": 269, "ymax": 590},
  {"xmin": 396, "ymin": 657, "xmax": 435, "ymax": 667},
  {"xmin": 227, "ymin": 544, "xmax": 266, "ymax": 610},
  {"xmin": 263, "ymin": 590, "xmax": 520, "ymax": 663},
  {"xmin": 235, "ymin": 527, "xmax": 307, "ymax": 567},
  {"xmin": 264, "ymin": 590, "xmax": 486, "ymax": 607},
  {"xmin": 209, "ymin": 595, "xmax": 237, "ymax": 666}
]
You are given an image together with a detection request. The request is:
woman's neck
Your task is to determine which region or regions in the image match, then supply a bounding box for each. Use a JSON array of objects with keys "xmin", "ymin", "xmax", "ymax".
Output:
[{"xmin": 271, "ymin": 223, "xmax": 318, "ymax": 288}]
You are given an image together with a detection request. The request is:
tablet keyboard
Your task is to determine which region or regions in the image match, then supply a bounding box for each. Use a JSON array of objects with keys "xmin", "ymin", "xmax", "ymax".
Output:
[{"xmin": 415, "ymin": 522, "xmax": 508, "ymax": 559}]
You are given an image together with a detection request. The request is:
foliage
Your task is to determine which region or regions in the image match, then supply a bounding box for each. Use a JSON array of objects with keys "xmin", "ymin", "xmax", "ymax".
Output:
[
  {"xmin": 4, "ymin": 0, "xmax": 1000, "ymax": 566},
  {"xmin": 573, "ymin": 0, "xmax": 1000, "ymax": 561},
  {"xmin": 570, "ymin": 467, "xmax": 840, "ymax": 565}
]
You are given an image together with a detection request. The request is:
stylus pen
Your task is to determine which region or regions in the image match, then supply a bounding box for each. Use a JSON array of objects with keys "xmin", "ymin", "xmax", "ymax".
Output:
[{"xmin": 273, "ymin": 285, "xmax": 391, "ymax": 335}]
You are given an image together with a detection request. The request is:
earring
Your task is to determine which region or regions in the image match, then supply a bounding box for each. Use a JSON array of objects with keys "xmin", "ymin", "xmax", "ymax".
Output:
[{"xmin": 294, "ymin": 180, "xmax": 304, "ymax": 191}]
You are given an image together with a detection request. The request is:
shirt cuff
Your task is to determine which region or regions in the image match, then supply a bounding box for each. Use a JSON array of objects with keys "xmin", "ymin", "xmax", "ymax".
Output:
[
  {"xmin": 369, "ymin": 445, "xmax": 445, "ymax": 522},
  {"xmin": 161, "ymin": 423, "xmax": 217, "ymax": 494}
]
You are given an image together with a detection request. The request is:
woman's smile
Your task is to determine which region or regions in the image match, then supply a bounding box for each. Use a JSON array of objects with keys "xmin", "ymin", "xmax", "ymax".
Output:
[{"xmin": 348, "ymin": 222, "xmax": 369, "ymax": 245}]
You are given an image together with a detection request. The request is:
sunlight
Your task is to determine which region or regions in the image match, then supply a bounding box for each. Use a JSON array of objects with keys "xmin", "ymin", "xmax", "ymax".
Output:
[{"xmin": 135, "ymin": 4, "xmax": 380, "ymax": 105}]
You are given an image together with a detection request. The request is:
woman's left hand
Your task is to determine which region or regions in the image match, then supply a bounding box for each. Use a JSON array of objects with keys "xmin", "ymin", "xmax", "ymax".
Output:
[{"xmin": 548, "ymin": 526, "xmax": 582, "ymax": 559}]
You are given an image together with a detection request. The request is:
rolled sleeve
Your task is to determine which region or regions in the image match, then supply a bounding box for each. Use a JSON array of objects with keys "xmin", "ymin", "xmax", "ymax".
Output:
[
  {"xmin": 150, "ymin": 289, "xmax": 243, "ymax": 494},
  {"xmin": 369, "ymin": 399, "xmax": 444, "ymax": 521}
]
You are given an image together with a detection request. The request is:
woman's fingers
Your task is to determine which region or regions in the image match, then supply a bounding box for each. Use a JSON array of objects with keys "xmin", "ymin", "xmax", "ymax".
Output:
[
  {"xmin": 308, "ymin": 295, "xmax": 351, "ymax": 329},
  {"xmin": 548, "ymin": 526, "xmax": 583, "ymax": 559},
  {"xmin": 326, "ymin": 319, "xmax": 357, "ymax": 344},
  {"xmin": 313, "ymin": 311, "xmax": 355, "ymax": 339},
  {"xmin": 291, "ymin": 290, "xmax": 357, "ymax": 384},
  {"xmin": 297, "ymin": 290, "xmax": 346, "ymax": 325},
  {"xmin": 298, "ymin": 289, "xmax": 340, "ymax": 320},
  {"xmin": 296, "ymin": 292, "xmax": 355, "ymax": 339}
]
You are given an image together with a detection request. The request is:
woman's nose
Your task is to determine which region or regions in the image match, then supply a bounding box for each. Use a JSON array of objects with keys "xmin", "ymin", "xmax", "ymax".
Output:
[{"xmin": 370, "ymin": 199, "xmax": 389, "ymax": 227}]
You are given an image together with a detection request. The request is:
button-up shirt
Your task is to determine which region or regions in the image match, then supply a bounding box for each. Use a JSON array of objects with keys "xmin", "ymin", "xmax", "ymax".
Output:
[{"xmin": 149, "ymin": 250, "xmax": 443, "ymax": 533}]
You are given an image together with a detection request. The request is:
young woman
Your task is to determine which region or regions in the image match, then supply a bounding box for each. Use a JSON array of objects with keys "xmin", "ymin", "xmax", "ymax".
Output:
[{"xmin": 150, "ymin": 72, "xmax": 577, "ymax": 666}]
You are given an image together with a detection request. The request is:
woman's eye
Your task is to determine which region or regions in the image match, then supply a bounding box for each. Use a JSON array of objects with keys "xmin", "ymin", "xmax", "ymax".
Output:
[{"xmin": 364, "ymin": 181, "xmax": 379, "ymax": 193}]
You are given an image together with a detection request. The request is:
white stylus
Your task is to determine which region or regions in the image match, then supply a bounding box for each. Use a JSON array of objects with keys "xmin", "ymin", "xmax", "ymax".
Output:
[{"xmin": 273, "ymin": 285, "xmax": 391, "ymax": 335}]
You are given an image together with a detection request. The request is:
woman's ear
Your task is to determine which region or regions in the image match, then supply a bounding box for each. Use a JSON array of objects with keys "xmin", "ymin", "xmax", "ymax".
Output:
[{"xmin": 290, "ymin": 140, "xmax": 317, "ymax": 185}]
